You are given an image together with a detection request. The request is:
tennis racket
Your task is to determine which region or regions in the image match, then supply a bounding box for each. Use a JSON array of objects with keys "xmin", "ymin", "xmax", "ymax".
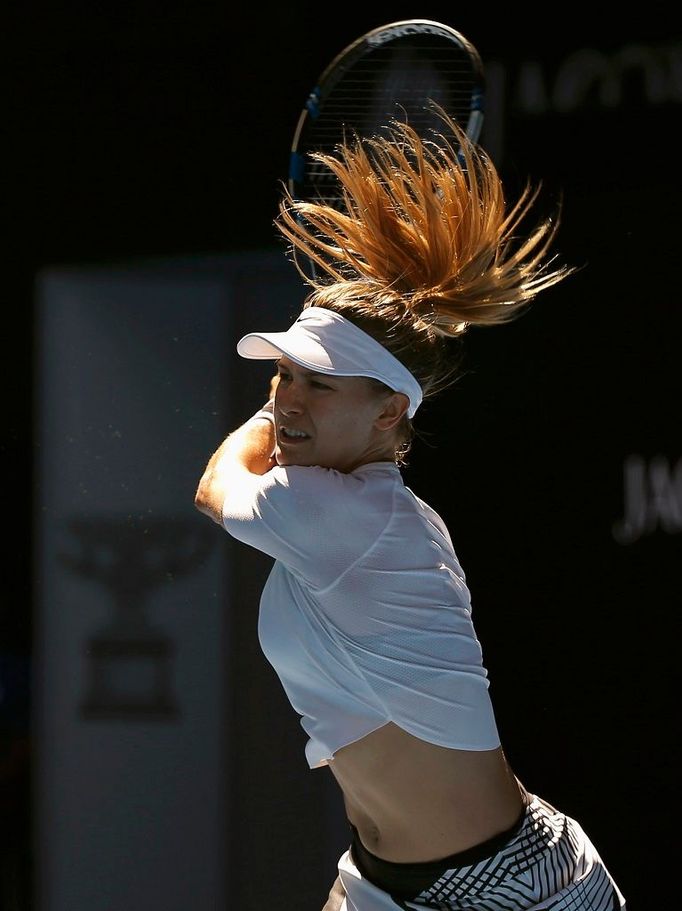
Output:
[{"xmin": 289, "ymin": 19, "xmax": 485, "ymax": 212}]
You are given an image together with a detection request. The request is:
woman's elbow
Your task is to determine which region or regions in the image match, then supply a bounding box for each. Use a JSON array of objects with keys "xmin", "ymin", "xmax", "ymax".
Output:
[{"xmin": 194, "ymin": 473, "xmax": 224, "ymax": 525}]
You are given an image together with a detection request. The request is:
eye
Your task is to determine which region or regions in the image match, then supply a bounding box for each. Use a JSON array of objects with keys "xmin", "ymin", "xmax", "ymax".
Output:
[
  {"xmin": 277, "ymin": 369, "xmax": 292, "ymax": 383},
  {"xmin": 311, "ymin": 380, "xmax": 332, "ymax": 390}
]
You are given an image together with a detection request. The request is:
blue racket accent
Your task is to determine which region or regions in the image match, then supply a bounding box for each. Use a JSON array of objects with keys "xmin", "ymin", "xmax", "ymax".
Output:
[
  {"xmin": 289, "ymin": 152, "xmax": 305, "ymax": 184},
  {"xmin": 305, "ymin": 88, "xmax": 321, "ymax": 119}
]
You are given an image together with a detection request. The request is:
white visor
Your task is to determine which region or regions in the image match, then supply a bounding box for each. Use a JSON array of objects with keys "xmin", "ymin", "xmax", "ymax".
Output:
[{"xmin": 237, "ymin": 307, "xmax": 423, "ymax": 418}]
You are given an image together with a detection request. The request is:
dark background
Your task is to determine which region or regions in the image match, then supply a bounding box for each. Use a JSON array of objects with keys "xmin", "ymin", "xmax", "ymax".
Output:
[{"xmin": 4, "ymin": 3, "xmax": 681, "ymax": 909}]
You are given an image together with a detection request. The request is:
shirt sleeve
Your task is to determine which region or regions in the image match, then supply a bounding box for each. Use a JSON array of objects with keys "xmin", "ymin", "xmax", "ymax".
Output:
[{"xmin": 221, "ymin": 465, "xmax": 387, "ymax": 588}]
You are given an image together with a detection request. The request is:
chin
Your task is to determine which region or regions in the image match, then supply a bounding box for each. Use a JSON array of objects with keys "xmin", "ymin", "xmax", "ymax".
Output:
[{"xmin": 275, "ymin": 448, "xmax": 304, "ymax": 467}]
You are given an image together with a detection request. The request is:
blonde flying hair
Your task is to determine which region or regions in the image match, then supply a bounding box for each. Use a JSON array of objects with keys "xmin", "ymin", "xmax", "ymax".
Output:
[{"xmin": 275, "ymin": 106, "xmax": 575, "ymax": 462}]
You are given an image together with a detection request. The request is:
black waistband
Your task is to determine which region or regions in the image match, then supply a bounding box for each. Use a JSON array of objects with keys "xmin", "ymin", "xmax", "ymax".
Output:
[{"xmin": 349, "ymin": 798, "xmax": 530, "ymax": 900}]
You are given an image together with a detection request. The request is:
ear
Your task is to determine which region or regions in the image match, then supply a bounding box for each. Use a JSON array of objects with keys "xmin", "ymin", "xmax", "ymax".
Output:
[{"xmin": 373, "ymin": 392, "xmax": 410, "ymax": 432}]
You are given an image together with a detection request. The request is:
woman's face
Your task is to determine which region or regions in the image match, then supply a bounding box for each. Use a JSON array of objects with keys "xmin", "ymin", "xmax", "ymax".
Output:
[{"xmin": 273, "ymin": 356, "xmax": 402, "ymax": 473}]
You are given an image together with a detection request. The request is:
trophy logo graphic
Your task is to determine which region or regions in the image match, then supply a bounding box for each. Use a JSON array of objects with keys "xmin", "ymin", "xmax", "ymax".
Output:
[{"xmin": 60, "ymin": 515, "xmax": 215, "ymax": 719}]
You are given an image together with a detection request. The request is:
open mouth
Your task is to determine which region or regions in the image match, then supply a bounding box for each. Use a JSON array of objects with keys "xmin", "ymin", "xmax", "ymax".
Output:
[{"xmin": 280, "ymin": 426, "xmax": 310, "ymax": 442}]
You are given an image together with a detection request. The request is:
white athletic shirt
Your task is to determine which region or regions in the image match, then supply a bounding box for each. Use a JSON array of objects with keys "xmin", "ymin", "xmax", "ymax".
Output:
[{"xmin": 222, "ymin": 453, "xmax": 500, "ymax": 769}]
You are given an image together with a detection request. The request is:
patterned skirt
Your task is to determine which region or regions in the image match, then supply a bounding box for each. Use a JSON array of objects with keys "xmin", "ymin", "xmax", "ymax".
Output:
[{"xmin": 337, "ymin": 793, "xmax": 626, "ymax": 910}]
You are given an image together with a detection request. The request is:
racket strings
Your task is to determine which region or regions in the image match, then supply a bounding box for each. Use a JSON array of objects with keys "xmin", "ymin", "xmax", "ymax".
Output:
[{"xmin": 289, "ymin": 25, "xmax": 486, "ymax": 275}]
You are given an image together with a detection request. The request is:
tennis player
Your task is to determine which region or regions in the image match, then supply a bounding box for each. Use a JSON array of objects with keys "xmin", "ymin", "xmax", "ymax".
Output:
[{"xmin": 195, "ymin": 113, "xmax": 626, "ymax": 910}]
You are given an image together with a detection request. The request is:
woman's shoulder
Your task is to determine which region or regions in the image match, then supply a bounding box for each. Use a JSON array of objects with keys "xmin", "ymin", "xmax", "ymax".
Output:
[
  {"xmin": 260, "ymin": 462, "xmax": 396, "ymax": 523},
  {"xmin": 269, "ymin": 460, "xmax": 401, "ymax": 497},
  {"xmin": 239, "ymin": 462, "xmax": 400, "ymax": 578}
]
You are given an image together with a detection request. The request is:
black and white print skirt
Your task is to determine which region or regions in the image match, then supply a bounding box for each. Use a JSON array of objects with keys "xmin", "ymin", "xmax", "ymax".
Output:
[{"xmin": 336, "ymin": 794, "xmax": 626, "ymax": 910}]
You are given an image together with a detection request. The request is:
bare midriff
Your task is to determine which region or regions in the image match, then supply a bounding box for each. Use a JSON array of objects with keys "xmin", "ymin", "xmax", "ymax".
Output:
[{"xmin": 327, "ymin": 722, "xmax": 528, "ymax": 864}]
